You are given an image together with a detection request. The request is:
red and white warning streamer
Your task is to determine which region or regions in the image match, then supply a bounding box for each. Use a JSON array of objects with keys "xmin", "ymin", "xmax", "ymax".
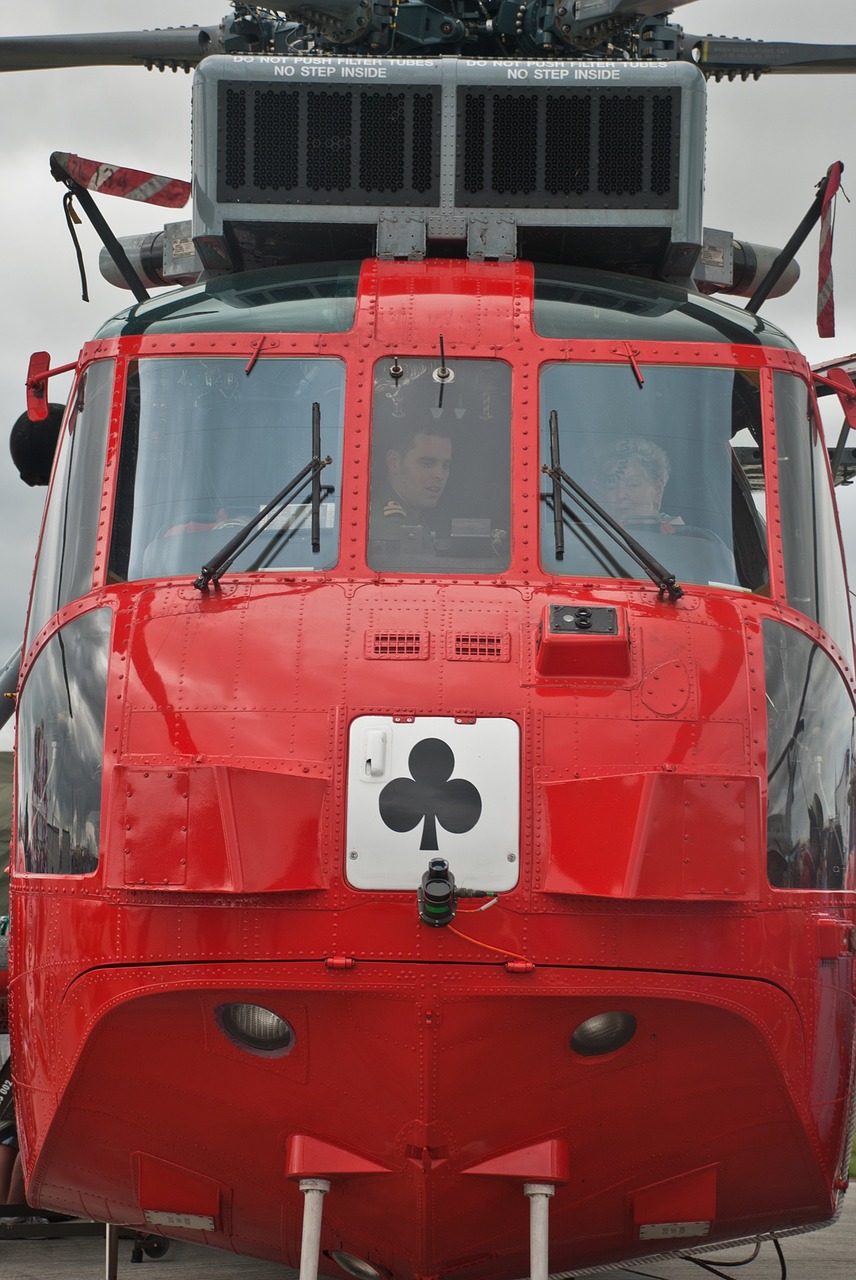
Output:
[
  {"xmin": 817, "ymin": 161, "xmax": 844, "ymax": 339},
  {"xmin": 51, "ymin": 152, "xmax": 190, "ymax": 209}
]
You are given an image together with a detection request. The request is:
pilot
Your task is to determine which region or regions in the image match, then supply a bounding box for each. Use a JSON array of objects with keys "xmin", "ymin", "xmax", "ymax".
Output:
[{"xmin": 370, "ymin": 426, "xmax": 453, "ymax": 549}]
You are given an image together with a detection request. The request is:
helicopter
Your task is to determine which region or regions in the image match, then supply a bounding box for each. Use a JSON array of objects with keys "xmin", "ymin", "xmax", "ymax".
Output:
[{"xmin": 3, "ymin": 2, "xmax": 856, "ymax": 1278}]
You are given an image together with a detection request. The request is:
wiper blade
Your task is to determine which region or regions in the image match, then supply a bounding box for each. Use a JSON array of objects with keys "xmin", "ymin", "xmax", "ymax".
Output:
[
  {"xmin": 548, "ymin": 406, "xmax": 565, "ymax": 561},
  {"xmin": 194, "ymin": 401, "xmax": 332, "ymax": 591},
  {"xmin": 546, "ymin": 495, "xmax": 633, "ymax": 580},
  {"xmin": 542, "ymin": 410, "xmax": 683, "ymax": 602},
  {"xmin": 310, "ymin": 401, "xmax": 322, "ymax": 553}
]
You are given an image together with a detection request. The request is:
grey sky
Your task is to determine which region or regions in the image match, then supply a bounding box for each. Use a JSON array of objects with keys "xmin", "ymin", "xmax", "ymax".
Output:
[{"xmin": 1, "ymin": 0, "xmax": 855, "ymax": 750}]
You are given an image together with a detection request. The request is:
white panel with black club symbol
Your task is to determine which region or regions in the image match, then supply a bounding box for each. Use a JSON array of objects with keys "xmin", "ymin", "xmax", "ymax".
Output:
[{"xmin": 346, "ymin": 716, "xmax": 520, "ymax": 891}]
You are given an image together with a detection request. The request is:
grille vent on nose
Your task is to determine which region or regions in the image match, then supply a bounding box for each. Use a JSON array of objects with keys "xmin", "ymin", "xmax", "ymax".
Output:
[
  {"xmin": 366, "ymin": 631, "xmax": 429, "ymax": 659},
  {"xmin": 448, "ymin": 632, "xmax": 511, "ymax": 661}
]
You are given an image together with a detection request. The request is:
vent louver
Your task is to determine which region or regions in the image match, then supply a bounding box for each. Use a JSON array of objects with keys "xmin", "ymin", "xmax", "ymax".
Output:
[
  {"xmin": 449, "ymin": 633, "xmax": 511, "ymax": 662},
  {"xmin": 367, "ymin": 631, "xmax": 429, "ymax": 659}
]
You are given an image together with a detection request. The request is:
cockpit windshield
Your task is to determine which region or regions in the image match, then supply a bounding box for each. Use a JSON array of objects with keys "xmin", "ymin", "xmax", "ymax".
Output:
[
  {"xmin": 368, "ymin": 358, "xmax": 511, "ymax": 573},
  {"xmin": 108, "ymin": 357, "xmax": 345, "ymax": 582},
  {"xmin": 540, "ymin": 363, "xmax": 768, "ymax": 593}
]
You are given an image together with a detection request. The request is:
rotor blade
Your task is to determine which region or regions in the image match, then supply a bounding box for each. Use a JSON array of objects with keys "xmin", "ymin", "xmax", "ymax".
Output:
[
  {"xmin": 609, "ymin": 0, "xmax": 698, "ymax": 15},
  {"xmin": 685, "ymin": 35, "xmax": 856, "ymax": 77},
  {"xmin": 0, "ymin": 25, "xmax": 224, "ymax": 73}
]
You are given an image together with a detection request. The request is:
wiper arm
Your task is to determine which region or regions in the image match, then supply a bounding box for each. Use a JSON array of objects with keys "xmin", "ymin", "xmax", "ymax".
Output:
[
  {"xmin": 546, "ymin": 494, "xmax": 633, "ymax": 580},
  {"xmin": 194, "ymin": 401, "xmax": 332, "ymax": 592},
  {"xmin": 542, "ymin": 411, "xmax": 683, "ymax": 602},
  {"xmin": 310, "ymin": 401, "xmax": 322, "ymax": 553},
  {"xmin": 548, "ymin": 406, "xmax": 565, "ymax": 561}
]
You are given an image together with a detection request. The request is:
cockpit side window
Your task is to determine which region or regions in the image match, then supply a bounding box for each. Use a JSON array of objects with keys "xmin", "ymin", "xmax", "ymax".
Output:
[
  {"xmin": 774, "ymin": 372, "xmax": 853, "ymax": 664},
  {"xmin": 26, "ymin": 360, "xmax": 115, "ymax": 650},
  {"xmin": 539, "ymin": 363, "xmax": 768, "ymax": 593},
  {"xmin": 367, "ymin": 358, "xmax": 511, "ymax": 574},
  {"xmin": 108, "ymin": 357, "xmax": 345, "ymax": 582}
]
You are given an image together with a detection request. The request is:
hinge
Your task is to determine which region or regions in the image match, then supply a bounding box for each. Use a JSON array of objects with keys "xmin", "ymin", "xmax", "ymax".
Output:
[
  {"xmin": 505, "ymin": 960, "xmax": 535, "ymax": 974},
  {"xmin": 325, "ymin": 954, "xmax": 356, "ymax": 970}
]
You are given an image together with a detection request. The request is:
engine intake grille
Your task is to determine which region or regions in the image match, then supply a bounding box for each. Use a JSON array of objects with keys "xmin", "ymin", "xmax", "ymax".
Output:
[
  {"xmin": 456, "ymin": 87, "xmax": 680, "ymax": 209},
  {"xmin": 193, "ymin": 57, "xmax": 705, "ymax": 271},
  {"xmin": 218, "ymin": 82, "xmax": 441, "ymax": 206}
]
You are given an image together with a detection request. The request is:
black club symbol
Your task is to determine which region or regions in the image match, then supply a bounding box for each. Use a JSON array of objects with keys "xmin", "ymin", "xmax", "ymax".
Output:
[{"xmin": 379, "ymin": 738, "xmax": 482, "ymax": 851}]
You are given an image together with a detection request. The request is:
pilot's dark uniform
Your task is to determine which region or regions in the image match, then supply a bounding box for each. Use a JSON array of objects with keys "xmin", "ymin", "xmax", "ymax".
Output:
[
  {"xmin": 369, "ymin": 486, "xmax": 436, "ymax": 542},
  {"xmin": 368, "ymin": 485, "xmax": 438, "ymax": 563}
]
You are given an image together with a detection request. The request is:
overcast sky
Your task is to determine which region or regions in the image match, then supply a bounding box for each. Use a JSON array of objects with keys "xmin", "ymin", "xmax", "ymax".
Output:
[{"xmin": 1, "ymin": 0, "xmax": 855, "ymax": 750}]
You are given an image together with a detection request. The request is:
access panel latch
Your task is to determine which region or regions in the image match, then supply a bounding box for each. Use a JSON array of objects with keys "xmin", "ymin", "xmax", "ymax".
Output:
[{"xmin": 535, "ymin": 605, "xmax": 630, "ymax": 679}]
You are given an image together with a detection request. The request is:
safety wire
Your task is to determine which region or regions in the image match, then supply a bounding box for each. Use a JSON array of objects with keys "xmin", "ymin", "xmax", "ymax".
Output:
[
  {"xmin": 447, "ymin": 898, "xmax": 533, "ymax": 965},
  {"xmin": 617, "ymin": 1239, "xmax": 785, "ymax": 1280},
  {"xmin": 446, "ymin": 925, "xmax": 532, "ymax": 964}
]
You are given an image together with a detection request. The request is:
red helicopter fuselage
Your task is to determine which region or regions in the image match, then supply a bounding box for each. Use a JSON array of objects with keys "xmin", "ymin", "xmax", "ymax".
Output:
[{"xmin": 8, "ymin": 257, "xmax": 856, "ymax": 1277}]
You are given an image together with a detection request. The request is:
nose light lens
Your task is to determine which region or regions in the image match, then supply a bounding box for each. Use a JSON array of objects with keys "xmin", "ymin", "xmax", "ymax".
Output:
[
  {"xmin": 216, "ymin": 1002, "xmax": 295, "ymax": 1056},
  {"xmin": 571, "ymin": 1011, "xmax": 637, "ymax": 1057}
]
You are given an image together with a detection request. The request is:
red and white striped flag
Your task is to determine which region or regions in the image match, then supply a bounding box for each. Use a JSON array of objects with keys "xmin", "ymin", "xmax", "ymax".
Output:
[
  {"xmin": 51, "ymin": 152, "xmax": 190, "ymax": 209},
  {"xmin": 817, "ymin": 161, "xmax": 843, "ymax": 339}
]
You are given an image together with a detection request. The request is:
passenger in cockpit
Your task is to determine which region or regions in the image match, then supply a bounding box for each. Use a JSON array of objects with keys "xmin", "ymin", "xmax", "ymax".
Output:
[{"xmin": 594, "ymin": 438, "xmax": 680, "ymax": 532}]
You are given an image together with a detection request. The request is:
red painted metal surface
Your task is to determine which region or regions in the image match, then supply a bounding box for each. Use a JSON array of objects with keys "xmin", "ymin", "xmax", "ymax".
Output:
[{"xmin": 7, "ymin": 259, "xmax": 856, "ymax": 1277}]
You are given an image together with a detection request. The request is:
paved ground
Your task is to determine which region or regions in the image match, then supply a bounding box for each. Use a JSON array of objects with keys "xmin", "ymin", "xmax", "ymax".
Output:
[{"xmin": 1, "ymin": 1196, "xmax": 855, "ymax": 1280}]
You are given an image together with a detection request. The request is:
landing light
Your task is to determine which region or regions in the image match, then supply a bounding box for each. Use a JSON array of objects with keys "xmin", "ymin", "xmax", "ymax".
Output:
[
  {"xmin": 327, "ymin": 1251, "xmax": 390, "ymax": 1280},
  {"xmin": 216, "ymin": 1003, "xmax": 294, "ymax": 1057},
  {"xmin": 571, "ymin": 1012, "xmax": 637, "ymax": 1057}
]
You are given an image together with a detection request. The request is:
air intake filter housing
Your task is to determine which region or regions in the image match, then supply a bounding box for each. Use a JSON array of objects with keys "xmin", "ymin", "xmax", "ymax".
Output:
[{"xmin": 191, "ymin": 56, "xmax": 705, "ymax": 276}]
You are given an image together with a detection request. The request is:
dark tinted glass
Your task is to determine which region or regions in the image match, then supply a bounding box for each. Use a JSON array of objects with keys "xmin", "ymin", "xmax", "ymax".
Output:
[
  {"xmin": 26, "ymin": 362, "xmax": 114, "ymax": 650},
  {"xmin": 533, "ymin": 265, "xmax": 794, "ymax": 347},
  {"xmin": 774, "ymin": 372, "xmax": 853, "ymax": 663},
  {"xmin": 95, "ymin": 263, "xmax": 360, "ymax": 338},
  {"xmin": 765, "ymin": 620, "xmax": 855, "ymax": 891},
  {"xmin": 368, "ymin": 358, "xmax": 511, "ymax": 573},
  {"xmin": 16, "ymin": 609, "xmax": 111, "ymax": 875}
]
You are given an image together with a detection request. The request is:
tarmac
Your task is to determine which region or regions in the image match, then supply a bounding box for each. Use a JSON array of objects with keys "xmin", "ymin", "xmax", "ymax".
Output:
[{"xmin": 2, "ymin": 1197, "xmax": 856, "ymax": 1280}]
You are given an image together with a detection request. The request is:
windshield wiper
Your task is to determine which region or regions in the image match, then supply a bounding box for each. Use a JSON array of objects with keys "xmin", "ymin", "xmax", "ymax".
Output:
[
  {"xmin": 194, "ymin": 401, "xmax": 332, "ymax": 592},
  {"xmin": 543, "ymin": 409, "xmax": 683, "ymax": 602}
]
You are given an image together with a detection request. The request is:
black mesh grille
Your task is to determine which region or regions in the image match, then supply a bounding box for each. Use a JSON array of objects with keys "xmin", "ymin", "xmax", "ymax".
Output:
[
  {"xmin": 412, "ymin": 92, "xmax": 435, "ymax": 195},
  {"xmin": 359, "ymin": 92, "xmax": 405, "ymax": 193},
  {"xmin": 307, "ymin": 90, "xmax": 352, "ymax": 191},
  {"xmin": 544, "ymin": 94, "xmax": 591, "ymax": 196},
  {"xmin": 456, "ymin": 86, "xmax": 680, "ymax": 209},
  {"xmin": 218, "ymin": 80, "xmax": 441, "ymax": 206},
  {"xmin": 598, "ymin": 95, "xmax": 644, "ymax": 195},
  {"xmin": 253, "ymin": 89, "xmax": 299, "ymax": 191},
  {"xmin": 224, "ymin": 88, "xmax": 247, "ymax": 190},
  {"xmin": 491, "ymin": 94, "xmax": 539, "ymax": 194},
  {"xmin": 650, "ymin": 94, "xmax": 675, "ymax": 196},
  {"xmin": 462, "ymin": 94, "xmax": 486, "ymax": 195}
]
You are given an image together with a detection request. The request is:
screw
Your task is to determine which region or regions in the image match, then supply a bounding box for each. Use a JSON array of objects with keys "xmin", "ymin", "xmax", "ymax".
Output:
[
  {"xmin": 507, "ymin": 853, "xmax": 517, "ymax": 862},
  {"xmin": 349, "ymin": 850, "xmax": 359, "ymax": 860}
]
